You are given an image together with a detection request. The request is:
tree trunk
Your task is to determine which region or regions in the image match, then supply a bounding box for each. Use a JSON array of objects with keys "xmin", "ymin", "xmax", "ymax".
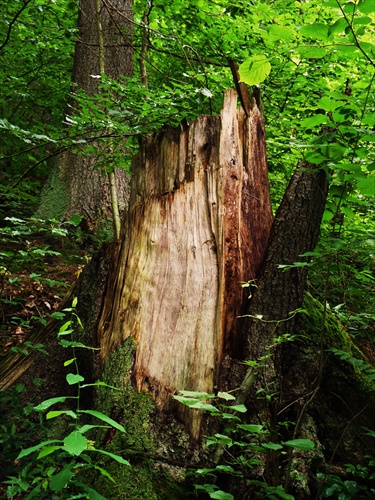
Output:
[
  {"xmin": 97, "ymin": 89, "xmax": 273, "ymax": 437},
  {"xmin": 36, "ymin": 0, "xmax": 133, "ymax": 232}
]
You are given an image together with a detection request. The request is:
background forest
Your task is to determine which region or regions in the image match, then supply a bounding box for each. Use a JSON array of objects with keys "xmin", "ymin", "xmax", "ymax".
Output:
[{"xmin": 1, "ymin": 0, "xmax": 375, "ymax": 499}]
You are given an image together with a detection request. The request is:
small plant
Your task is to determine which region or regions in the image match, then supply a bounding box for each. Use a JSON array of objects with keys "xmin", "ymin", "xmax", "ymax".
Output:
[
  {"xmin": 174, "ymin": 390, "xmax": 314, "ymax": 499},
  {"xmin": 2, "ymin": 298, "xmax": 130, "ymax": 499}
]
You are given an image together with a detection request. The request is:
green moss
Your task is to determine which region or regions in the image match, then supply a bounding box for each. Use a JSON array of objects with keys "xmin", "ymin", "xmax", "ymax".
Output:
[
  {"xmin": 302, "ymin": 293, "xmax": 375, "ymax": 403},
  {"xmin": 35, "ymin": 157, "xmax": 69, "ymax": 220},
  {"xmin": 89, "ymin": 338, "xmax": 192, "ymax": 499}
]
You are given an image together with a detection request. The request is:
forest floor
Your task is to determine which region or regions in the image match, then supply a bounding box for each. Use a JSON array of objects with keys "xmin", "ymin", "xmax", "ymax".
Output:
[{"xmin": 0, "ymin": 225, "xmax": 90, "ymax": 358}]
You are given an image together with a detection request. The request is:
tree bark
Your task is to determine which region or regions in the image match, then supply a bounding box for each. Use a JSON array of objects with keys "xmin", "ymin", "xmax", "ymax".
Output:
[
  {"xmin": 97, "ymin": 89, "xmax": 273, "ymax": 437},
  {"xmin": 36, "ymin": 0, "xmax": 133, "ymax": 232}
]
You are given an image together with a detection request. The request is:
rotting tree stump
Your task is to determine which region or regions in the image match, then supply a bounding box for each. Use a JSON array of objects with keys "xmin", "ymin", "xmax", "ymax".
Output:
[{"xmin": 97, "ymin": 89, "xmax": 273, "ymax": 437}]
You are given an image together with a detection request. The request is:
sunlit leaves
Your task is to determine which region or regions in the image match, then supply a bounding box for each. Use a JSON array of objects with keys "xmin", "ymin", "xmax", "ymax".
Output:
[{"xmin": 239, "ymin": 55, "xmax": 271, "ymax": 85}]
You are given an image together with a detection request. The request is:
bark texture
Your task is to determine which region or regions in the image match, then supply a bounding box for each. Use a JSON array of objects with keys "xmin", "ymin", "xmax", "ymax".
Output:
[
  {"xmin": 97, "ymin": 89, "xmax": 273, "ymax": 437},
  {"xmin": 36, "ymin": 0, "xmax": 133, "ymax": 231}
]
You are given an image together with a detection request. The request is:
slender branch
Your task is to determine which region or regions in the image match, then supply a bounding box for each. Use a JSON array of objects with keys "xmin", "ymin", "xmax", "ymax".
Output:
[
  {"xmin": 336, "ymin": 0, "xmax": 375, "ymax": 68},
  {"xmin": 0, "ymin": 0, "xmax": 33, "ymax": 52}
]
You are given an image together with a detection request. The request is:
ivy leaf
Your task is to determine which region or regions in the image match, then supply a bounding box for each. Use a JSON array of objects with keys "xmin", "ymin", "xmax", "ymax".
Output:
[{"xmin": 239, "ymin": 55, "xmax": 271, "ymax": 85}]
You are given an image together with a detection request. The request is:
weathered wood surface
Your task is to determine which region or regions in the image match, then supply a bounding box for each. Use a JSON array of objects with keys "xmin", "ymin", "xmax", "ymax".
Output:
[{"xmin": 97, "ymin": 89, "xmax": 273, "ymax": 436}]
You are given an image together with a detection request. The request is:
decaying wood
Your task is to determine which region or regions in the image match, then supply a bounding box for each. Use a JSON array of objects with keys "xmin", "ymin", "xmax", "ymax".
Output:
[{"xmin": 97, "ymin": 89, "xmax": 273, "ymax": 437}]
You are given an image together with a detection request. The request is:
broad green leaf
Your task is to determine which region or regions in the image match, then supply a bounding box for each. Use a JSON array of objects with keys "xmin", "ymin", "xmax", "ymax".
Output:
[
  {"xmin": 328, "ymin": 18, "xmax": 347, "ymax": 37},
  {"xmin": 17, "ymin": 440, "xmax": 62, "ymax": 459},
  {"xmin": 262, "ymin": 442, "xmax": 283, "ymax": 450},
  {"xmin": 357, "ymin": 177, "xmax": 375, "ymax": 196},
  {"xmin": 210, "ymin": 490, "xmax": 234, "ymax": 500},
  {"xmin": 179, "ymin": 390, "xmax": 215, "ymax": 398},
  {"xmin": 64, "ymin": 430, "xmax": 87, "ymax": 456},
  {"xmin": 217, "ymin": 391, "xmax": 236, "ymax": 401},
  {"xmin": 46, "ymin": 410, "xmax": 77, "ymax": 420},
  {"xmin": 297, "ymin": 46, "xmax": 326, "ymax": 59},
  {"xmin": 300, "ymin": 115, "xmax": 333, "ymax": 128},
  {"xmin": 37, "ymin": 446, "xmax": 61, "ymax": 459},
  {"xmin": 190, "ymin": 401, "xmax": 219, "ymax": 412},
  {"xmin": 239, "ymin": 55, "xmax": 271, "ymax": 85},
  {"xmin": 237, "ymin": 424, "xmax": 264, "ymax": 433},
  {"xmin": 300, "ymin": 24, "xmax": 328, "ymax": 40},
  {"xmin": 268, "ymin": 25, "xmax": 295, "ymax": 41},
  {"xmin": 226, "ymin": 404, "xmax": 247, "ymax": 413},
  {"xmin": 79, "ymin": 409, "xmax": 125, "ymax": 432},
  {"xmin": 216, "ymin": 465, "xmax": 236, "ymax": 473},
  {"xmin": 50, "ymin": 463, "xmax": 75, "ymax": 492},
  {"xmin": 358, "ymin": 0, "xmax": 375, "ymax": 15},
  {"xmin": 66, "ymin": 373, "xmax": 85, "ymax": 385},
  {"xmin": 283, "ymin": 438, "xmax": 315, "ymax": 450},
  {"xmin": 34, "ymin": 396, "xmax": 70, "ymax": 411},
  {"xmin": 174, "ymin": 395, "xmax": 200, "ymax": 406},
  {"xmin": 317, "ymin": 96, "xmax": 339, "ymax": 112}
]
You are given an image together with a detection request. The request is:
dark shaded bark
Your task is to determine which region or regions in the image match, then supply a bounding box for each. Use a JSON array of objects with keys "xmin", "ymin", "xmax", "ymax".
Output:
[{"xmin": 36, "ymin": 0, "xmax": 133, "ymax": 232}]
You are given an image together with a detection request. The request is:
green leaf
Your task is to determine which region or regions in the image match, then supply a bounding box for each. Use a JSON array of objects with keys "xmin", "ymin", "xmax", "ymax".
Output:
[
  {"xmin": 179, "ymin": 390, "xmax": 215, "ymax": 398},
  {"xmin": 317, "ymin": 96, "xmax": 339, "ymax": 112},
  {"xmin": 217, "ymin": 391, "xmax": 236, "ymax": 401},
  {"xmin": 190, "ymin": 401, "xmax": 219, "ymax": 412},
  {"xmin": 226, "ymin": 404, "xmax": 247, "ymax": 413},
  {"xmin": 50, "ymin": 463, "xmax": 75, "ymax": 492},
  {"xmin": 262, "ymin": 442, "xmax": 283, "ymax": 450},
  {"xmin": 64, "ymin": 358, "xmax": 76, "ymax": 366},
  {"xmin": 173, "ymin": 395, "xmax": 200, "ymax": 406},
  {"xmin": 268, "ymin": 25, "xmax": 295, "ymax": 41},
  {"xmin": 300, "ymin": 115, "xmax": 333, "ymax": 128},
  {"xmin": 357, "ymin": 177, "xmax": 375, "ymax": 196},
  {"xmin": 358, "ymin": 0, "xmax": 375, "ymax": 15},
  {"xmin": 297, "ymin": 46, "xmax": 326, "ymax": 59},
  {"xmin": 37, "ymin": 446, "xmax": 61, "ymax": 459},
  {"xmin": 237, "ymin": 424, "xmax": 264, "ymax": 433},
  {"xmin": 88, "ymin": 448, "xmax": 130, "ymax": 465},
  {"xmin": 46, "ymin": 410, "xmax": 77, "ymax": 420},
  {"xmin": 283, "ymin": 438, "xmax": 315, "ymax": 450},
  {"xmin": 66, "ymin": 373, "xmax": 85, "ymax": 385},
  {"xmin": 210, "ymin": 491, "xmax": 234, "ymax": 499},
  {"xmin": 300, "ymin": 24, "xmax": 328, "ymax": 40},
  {"xmin": 239, "ymin": 55, "xmax": 271, "ymax": 85},
  {"xmin": 17, "ymin": 440, "xmax": 62, "ymax": 459},
  {"xmin": 79, "ymin": 409, "xmax": 125, "ymax": 432},
  {"xmin": 64, "ymin": 430, "xmax": 87, "ymax": 456},
  {"xmin": 34, "ymin": 396, "xmax": 70, "ymax": 411}
]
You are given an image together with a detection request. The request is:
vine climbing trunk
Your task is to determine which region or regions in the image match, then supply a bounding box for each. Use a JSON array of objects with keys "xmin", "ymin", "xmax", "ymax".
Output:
[
  {"xmin": 97, "ymin": 89, "xmax": 273, "ymax": 437},
  {"xmin": 36, "ymin": 0, "xmax": 133, "ymax": 233}
]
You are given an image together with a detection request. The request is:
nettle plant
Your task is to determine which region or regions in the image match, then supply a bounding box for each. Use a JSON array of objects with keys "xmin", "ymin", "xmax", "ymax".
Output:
[
  {"xmin": 174, "ymin": 389, "xmax": 314, "ymax": 500},
  {"xmin": 3, "ymin": 298, "xmax": 130, "ymax": 500}
]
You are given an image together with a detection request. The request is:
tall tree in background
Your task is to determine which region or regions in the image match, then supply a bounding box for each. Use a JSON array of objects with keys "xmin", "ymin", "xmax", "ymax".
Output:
[{"xmin": 36, "ymin": 0, "xmax": 133, "ymax": 234}]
